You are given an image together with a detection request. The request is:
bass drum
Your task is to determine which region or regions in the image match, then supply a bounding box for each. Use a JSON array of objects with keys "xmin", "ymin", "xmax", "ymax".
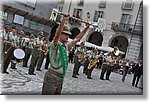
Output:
[{"xmin": 13, "ymin": 48, "xmax": 25, "ymax": 63}]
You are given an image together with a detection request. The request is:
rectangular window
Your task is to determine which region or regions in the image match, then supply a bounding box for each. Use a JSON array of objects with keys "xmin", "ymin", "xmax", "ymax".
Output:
[
  {"xmin": 77, "ymin": 0, "xmax": 84, "ymax": 6},
  {"xmin": 93, "ymin": 11, "xmax": 103, "ymax": 22},
  {"xmin": 73, "ymin": 8, "xmax": 82, "ymax": 19},
  {"xmin": 58, "ymin": 6, "xmax": 63, "ymax": 12},
  {"xmin": 13, "ymin": 14, "xmax": 24, "ymax": 25},
  {"xmin": 14, "ymin": 0, "xmax": 37, "ymax": 8},
  {"xmin": 120, "ymin": 14, "xmax": 131, "ymax": 24},
  {"xmin": 122, "ymin": 1, "xmax": 134, "ymax": 10},
  {"xmin": 98, "ymin": 0, "xmax": 107, "ymax": 8},
  {"xmin": 119, "ymin": 14, "xmax": 132, "ymax": 31}
]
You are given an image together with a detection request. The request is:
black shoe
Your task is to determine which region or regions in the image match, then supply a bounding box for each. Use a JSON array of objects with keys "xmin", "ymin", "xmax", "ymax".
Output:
[
  {"xmin": 36, "ymin": 69, "xmax": 42, "ymax": 71},
  {"xmin": 139, "ymin": 87, "xmax": 143, "ymax": 89},
  {"xmin": 122, "ymin": 79, "xmax": 125, "ymax": 82},
  {"xmin": 135, "ymin": 85, "xmax": 138, "ymax": 87},
  {"xmin": 32, "ymin": 73, "xmax": 36, "ymax": 75},
  {"xmin": 11, "ymin": 67, "xmax": 17, "ymax": 69},
  {"xmin": 72, "ymin": 75, "xmax": 78, "ymax": 78},
  {"xmin": 100, "ymin": 78, "xmax": 105, "ymax": 80},
  {"xmin": 28, "ymin": 73, "xmax": 36, "ymax": 75},
  {"xmin": 28, "ymin": 73, "xmax": 32, "ymax": 75},
  {"xmin": 87, "ymin": 77, "xmax": 93, "ymax": 79},
  {"xmin": 106, "ymin": 79, "xmax": 110, "ymax": 81},
  {"xmin": 3, "ymin": 71, "xmax": 9, "ymax": 74},
  {"xmin": 132, "ymin": 84, "xmax": 134, "ymax": 86},
  {"xmin": 23, "ymin": 65, "xmax": 28, "ymax": 67}
]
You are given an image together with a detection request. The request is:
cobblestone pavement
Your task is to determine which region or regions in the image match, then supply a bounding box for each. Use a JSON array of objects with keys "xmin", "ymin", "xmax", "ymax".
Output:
[{"xmin": 0, "ymin": 62, "xmax": 143, "ymax": 95}]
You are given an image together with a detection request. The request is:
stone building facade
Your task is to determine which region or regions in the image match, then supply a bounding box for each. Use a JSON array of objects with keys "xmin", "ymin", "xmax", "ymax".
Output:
[{"xmin": 57, "ymin": 0, "xmax": 143, "ymax": 61}]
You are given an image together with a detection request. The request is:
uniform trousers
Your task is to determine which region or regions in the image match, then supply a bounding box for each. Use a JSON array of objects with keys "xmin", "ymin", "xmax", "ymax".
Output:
[
  {"xmin": 23, "ymin": 48, "xmax": 32, "ymax": 67},
  {"xmin": 100, "ymin": 63, "xmax": 108, "ymax": 79},
  {"xmin": 106, "ymin": 65, "xmax": 113, "ymax": 80},
  {"xmin": 42, "ymin": 69, "xmax": 63, "ymax": 95},
  {"xmin": 87, "ymin": 65, "xmax": 95, "ymax": 78},
  {"xmin": 72, "ymin": 56, "xmax": 81, "ymax": 77},
  {"xmin": 83, "ymin": 59, "xmax": 89, "ymax": 74},
  {"xmin": 28, "ymin": 50, "xmax": 40, "ymax": 74},
  {"xmin": 36, "ymin": 51, "xmax": 45, "ymax": 70},
  {"xmin": 44, "ymin": 53, "xmax": 50, "ymax": 69},
  {"xmin": 3, "ymin": 44, "xmax": 14, "ymax": 73}
]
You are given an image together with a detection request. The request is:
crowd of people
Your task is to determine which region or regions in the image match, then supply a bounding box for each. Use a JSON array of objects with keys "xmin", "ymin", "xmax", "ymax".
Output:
[
  {"xmin": 0, "ymin": 14, "xmax": 143, "ymax": 95},
  {"xmin": 0, "ymin": 26, "xmax": 49, "ymax": 75},
  {"xmin": 70, "ymin": 41, "xmax": 143, "ymax": 89}
]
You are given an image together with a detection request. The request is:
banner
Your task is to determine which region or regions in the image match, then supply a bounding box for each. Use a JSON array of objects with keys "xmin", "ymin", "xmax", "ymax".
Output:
[{"xmin": 50, "ymin": 8, "xmax": 59, "ymax": 21}]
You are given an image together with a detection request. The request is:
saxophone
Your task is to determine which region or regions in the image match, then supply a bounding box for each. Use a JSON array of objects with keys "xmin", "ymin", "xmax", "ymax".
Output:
[
  {"xmin": 42, "ymin": 44, "xmax": 48, "ymax": 56},
  {"xmin": 78, "ymin": 52, "xmax": 85, "ymax": 62},
  {"xmin": 88, "ymin": 55, "xmax": 100, "ymax": 69}
]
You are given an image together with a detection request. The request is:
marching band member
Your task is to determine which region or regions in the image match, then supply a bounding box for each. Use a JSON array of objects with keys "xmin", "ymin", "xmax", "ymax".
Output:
[
  {"xmin": 22, "ymin": 34, "xmax": 35, "ymax": 67},
  {"xmin": 2, "ymin": 26, "xmax": 17, "ymax": 73},
  {"xmin": 87, "ymin": 49, "xmax": 99, "ymax": 79},
  {"xmin": 83, "ymin": 49, "xmax": 91, "ymax": 75},
  {"xmin": 28, "ymin": 32, "xmax": 44, "ymax": 75},
  {"xmin": 36, "ymin": 38, "xmax": 48, "ymax": 71},
  {"xmin": 100, "ymin": 54, "xmax": 108, "ymax": 80},
  {"xmin": 105, "ymin": 54, "xmax": 115, "ymax": 80},
  {"xmin": 1, "ymin": 26, "xmax": 9, "ymax": 73},
  {"xmin": 42, "ymin": 14, "xmax": 89, "ymax": 95},
  {"xmin": 100, "ymin": 53, "xmax": 115, "ymax": 80},
  {"xmin": 72, "ymin": 42, "xmax": 86, "ymax": 78},
  {"xmin": 10, "ymin": 30, "xmax": 24, "ymax": 69}
]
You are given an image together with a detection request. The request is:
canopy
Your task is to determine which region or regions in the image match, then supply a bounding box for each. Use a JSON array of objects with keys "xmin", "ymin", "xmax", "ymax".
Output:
[{"xmin": 68, "ymin": 38, "xmax": 125, "ymax": 55}]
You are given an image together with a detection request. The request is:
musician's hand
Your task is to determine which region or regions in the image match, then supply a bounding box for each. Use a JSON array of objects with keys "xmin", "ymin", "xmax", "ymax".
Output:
[{"xmin": 15, "ymin": 45, "xmax": 19, "ymax": 48}]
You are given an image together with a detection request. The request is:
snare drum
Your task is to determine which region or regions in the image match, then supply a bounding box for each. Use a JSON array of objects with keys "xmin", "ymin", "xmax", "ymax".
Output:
[{"xmin": 13, "ymin": 48, "xmax": 25, "ymax": 63}]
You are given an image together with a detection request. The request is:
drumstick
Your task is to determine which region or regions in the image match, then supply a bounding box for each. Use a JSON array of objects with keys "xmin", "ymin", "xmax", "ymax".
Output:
[{"xmin": 5, "ymin": 46, "xmax": 12, "ymax": 54}]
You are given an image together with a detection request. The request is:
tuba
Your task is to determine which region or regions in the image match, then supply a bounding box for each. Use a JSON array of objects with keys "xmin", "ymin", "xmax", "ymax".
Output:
[{"xmin": 112, "ymin": 46, "xmax": 120, "ymax": 56}]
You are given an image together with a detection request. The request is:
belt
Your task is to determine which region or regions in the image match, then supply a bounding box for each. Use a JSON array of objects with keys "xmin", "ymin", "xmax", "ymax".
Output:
[{"xmin": 48, "ymin": 69, "xmax": 63, "ymax": 77}]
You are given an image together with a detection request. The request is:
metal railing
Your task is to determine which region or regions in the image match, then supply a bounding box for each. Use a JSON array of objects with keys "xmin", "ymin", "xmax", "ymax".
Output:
[{"xmin": 111, "ymin": 22, "xmax": 143, "ymax": 34}]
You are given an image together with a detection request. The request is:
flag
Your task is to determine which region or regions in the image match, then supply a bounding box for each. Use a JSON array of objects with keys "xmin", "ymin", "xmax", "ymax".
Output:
[{"xmin": 50, "ymin": 8, "xmax": 59, "ymax": 21}]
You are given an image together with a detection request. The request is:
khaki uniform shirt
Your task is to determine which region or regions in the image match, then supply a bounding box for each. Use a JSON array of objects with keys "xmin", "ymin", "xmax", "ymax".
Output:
[
  {"xmin": 33, "ymin": 37, "xmax": 43, "ymax": 51},
  {"xmin": 49, "ymin": 41, "xmax": 72, "ymax": 74}
]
